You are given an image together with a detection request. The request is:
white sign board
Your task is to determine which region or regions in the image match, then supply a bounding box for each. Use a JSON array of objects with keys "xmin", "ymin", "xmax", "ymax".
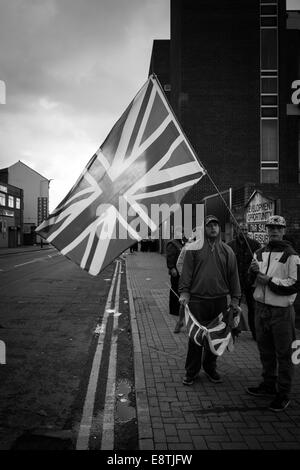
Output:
[{"xmin": 245, "ymin": 191, "xmax": 275, "ymax": 244}]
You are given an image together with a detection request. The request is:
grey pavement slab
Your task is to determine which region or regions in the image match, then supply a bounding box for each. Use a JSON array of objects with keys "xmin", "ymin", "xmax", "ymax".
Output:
[{"xmin": 126, "ymin": 251, "xmax": 300, "ymax": 451}]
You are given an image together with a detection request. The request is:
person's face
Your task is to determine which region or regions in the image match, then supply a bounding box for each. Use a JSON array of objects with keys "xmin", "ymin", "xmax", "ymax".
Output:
[
  {"xmin": 267, "ymin": 225, "xmax": 285, "ymax": 241},
  {"xmin": 205, "ymin": 222, "xmax": 220, "ymax": 239}
]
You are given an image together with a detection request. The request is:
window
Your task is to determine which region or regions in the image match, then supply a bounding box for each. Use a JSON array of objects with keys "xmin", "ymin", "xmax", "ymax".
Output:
[
  {"xmin": 260, "ymin": 1, "xmax": 278, "ymax": 184},
  {"xmin": 261, "ymin": 77, "xmax": 277, "ymax": 93},
  {"xmin": 0, "ymin": 193, "xmax": 5, "ymax": 206},
  {"xmin": 8, "ymin": 195, "xmax": 14, "ymax": 208},
  {"xmin": 261, "ymin": 29, "xmax": 277, "ymax": 70},
  {"xmin": 261, "ymin": 120, "xmax": 278, "ymax": 161},
  {"xmin": 261, "ymin": 16, "xmax": 277, "ymax": 27},
  {"xmin": 15, "ymin": 198, "xmax": 20, "ymax": 209},
  {"xmin": 261, "ymin": 95, "xmax": 277, "ymax": 105},
  {"xmin": 261, "ymin": 168, "xmax": 279, "ymax": 183},
  {"xmin": 261, "ymin": 107, "xmax": 277, "ymax": 118},
  {"xmin": 261, "ymin": 5, "xmax": 277, "ymax": 16}
]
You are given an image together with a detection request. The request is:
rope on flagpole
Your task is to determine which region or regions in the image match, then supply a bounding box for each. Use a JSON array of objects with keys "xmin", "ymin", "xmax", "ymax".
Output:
[{"xmin": 152, "ymin": 73, "xmax": 256, "ymax": 258}]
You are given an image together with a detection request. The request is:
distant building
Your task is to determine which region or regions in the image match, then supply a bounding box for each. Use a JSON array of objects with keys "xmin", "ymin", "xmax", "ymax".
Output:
[
  {"xmin": 0, "ymin": 181, "xmax": 23, "ymax": 248},
  {"xmin": 149, "ymin": 39, "xmax": 171, "ymax": 102},
  {"xmin": 150, "ymin": 0, "xmax": 300, "ymax": 250},
  {"xmin": 0, "ymin": 161, "xmax": 50, "ymax": 245}
]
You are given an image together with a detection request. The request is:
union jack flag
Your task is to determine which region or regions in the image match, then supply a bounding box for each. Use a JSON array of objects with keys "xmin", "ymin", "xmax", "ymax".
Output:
[
  {"xmin": 36, "ymin": 75, "xmax": 205, "ymax": 275},
  {"xmin": 184, "ymin": 305, "xmax": 240, "ymax": 356}
]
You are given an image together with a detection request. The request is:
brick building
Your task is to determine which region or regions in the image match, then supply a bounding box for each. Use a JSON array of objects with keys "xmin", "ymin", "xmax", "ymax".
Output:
[
  {"xmin": 149, "ymin": 0, "xmax": 300, "ymax": 250},
  {"xmin": 0, "ymin": 181, "xmax": 23, "ymax": 248},
  {"xmin": 0, "ymin": 161, "xmax": 49, "ymax": 245}
]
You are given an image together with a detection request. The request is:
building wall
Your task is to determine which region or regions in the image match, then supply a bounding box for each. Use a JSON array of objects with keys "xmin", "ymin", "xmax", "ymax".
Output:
[
  {"xmin": 149, "ymin": 39, "xmax": 170, "ymax": 100},
  {"xmin": 171, "ymin": 0, "xmax": 261, "ymax": 198},
  {"xmin": 150, "ymin": 1, "xmax": 300, "ymax": 248},
  {"xmin": 286, "ymin": 24, "xmax": 300, "ymax": 185},
  {"xmin": 7, "ymin": 161, "xmax": 49, "ymax": 228},
  {"xmin": 170, "ymin": 0, "xmax": 182, "ymax": 119},
  {"xmin": 0, "ymin": 182, "xmax": 23, "ymax": 248}
]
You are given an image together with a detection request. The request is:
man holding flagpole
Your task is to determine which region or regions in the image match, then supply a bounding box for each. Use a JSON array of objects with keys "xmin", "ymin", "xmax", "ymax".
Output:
[
  {"xmin": 179, "ymin": 215, "xmax": 241, "ymax": 385},
  {"xmin": 247, "ymin": 215, "xmax": 300, "ymax": 412}
]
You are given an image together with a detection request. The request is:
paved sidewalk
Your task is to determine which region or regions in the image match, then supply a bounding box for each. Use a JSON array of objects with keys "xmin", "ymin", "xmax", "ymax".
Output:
[{"xmin": 126, "ymin": 251, "xmax": 300, "ymax": 451}]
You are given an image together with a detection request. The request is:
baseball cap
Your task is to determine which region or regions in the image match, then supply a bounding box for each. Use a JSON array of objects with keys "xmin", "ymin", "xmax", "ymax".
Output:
[
  {"xmin": 265, "ymin": 215, "xmax": 286, "ymax": 227},
  {"xmin": 205, "ymin": 215, "xmax": 220, "ymax": 226}
]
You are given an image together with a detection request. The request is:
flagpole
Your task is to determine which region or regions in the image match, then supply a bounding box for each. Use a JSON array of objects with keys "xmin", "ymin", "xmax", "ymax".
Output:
[
  {"xmin": 151, "ymin": 74, "xmax": 255, "ymax": 257},
  {"xmin": 166, "ymin": 283, "xmax": 180, "ymax": 299}
]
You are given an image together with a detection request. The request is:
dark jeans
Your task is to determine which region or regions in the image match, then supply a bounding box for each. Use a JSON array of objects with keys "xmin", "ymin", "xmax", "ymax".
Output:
[
  {"xmin": 169, "ymin": 274, "xmax": 180, "ymax": 316},
  {"xmin": 255, "ymin": 302, "xmax": 296, "ymax": 396},
  {"xmin": 185, "ymin": 296, "xmax": 228, "ymax": 378}
]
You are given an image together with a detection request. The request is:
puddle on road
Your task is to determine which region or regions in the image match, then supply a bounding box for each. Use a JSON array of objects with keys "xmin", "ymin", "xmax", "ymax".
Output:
[{"xmin": 115, "ymin": 379, "xmax": 135, "ymax": 423}]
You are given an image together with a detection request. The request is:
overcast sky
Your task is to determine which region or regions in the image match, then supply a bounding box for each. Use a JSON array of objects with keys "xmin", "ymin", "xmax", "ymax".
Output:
[
  {"xmin": 0, "ymin": 0, "xmax": 170, "ymax": 211},
  {"xmin": 0, "ymin": 0, "xmax": 299, "ymax": 211}
]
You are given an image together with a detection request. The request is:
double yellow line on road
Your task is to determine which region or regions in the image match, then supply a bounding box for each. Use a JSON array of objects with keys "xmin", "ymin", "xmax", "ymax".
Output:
[{"xmin": 76, "ymin": 259, "xmax": 122, "ymax": 450}]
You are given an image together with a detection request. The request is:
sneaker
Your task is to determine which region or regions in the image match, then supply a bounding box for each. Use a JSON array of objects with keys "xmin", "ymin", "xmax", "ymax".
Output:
[
  {"xmin": 246, "ymin": 383, "xmax": 276, "ymax": 397},
  {"xmin": 182, "ymin": 375, "xmax": 194, "ymax": 386},
  {"xmin": 204, "ymin": 369, "xmax": 222, "ymax": 383},
  {"xmin": 269, "ymin": 394, "xmax": 290, "ymax": 412}
]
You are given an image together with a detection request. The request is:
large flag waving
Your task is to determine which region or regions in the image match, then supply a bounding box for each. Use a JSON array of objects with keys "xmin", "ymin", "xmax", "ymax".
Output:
[{"xmin": 36, "ymin": 75, "xmax": 205, "ymax": 275}]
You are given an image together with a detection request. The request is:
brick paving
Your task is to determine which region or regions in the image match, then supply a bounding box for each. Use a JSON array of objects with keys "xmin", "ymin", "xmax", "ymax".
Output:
[{"xmin": 126, "ymin": 251, "xmax": 300, "ymax": 451}]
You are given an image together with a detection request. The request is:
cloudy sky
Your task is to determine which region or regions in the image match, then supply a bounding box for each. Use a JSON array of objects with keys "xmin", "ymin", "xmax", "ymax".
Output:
[
  {"xmin": 0, "ymin": 0, "xmax": 170, "ymax": 210},
  {"xmin": 0, "ymin": 0, "xmax": 299, "ymax": 211}
]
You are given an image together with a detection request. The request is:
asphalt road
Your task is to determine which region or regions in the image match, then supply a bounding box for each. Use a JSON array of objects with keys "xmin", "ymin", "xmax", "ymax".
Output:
[{"xmin": 0, "ymin": 248, "xmax": 122, "ymax": 449}]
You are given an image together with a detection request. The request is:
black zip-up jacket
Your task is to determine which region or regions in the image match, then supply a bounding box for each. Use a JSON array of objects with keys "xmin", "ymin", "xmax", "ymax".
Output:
[
  {"xmin": 227, "ymin": 236, "xmax": 261, "ymax": 290},
  {"xmin": 166, "ymin": 239, "xmax": 184, "ymax": 275}
]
